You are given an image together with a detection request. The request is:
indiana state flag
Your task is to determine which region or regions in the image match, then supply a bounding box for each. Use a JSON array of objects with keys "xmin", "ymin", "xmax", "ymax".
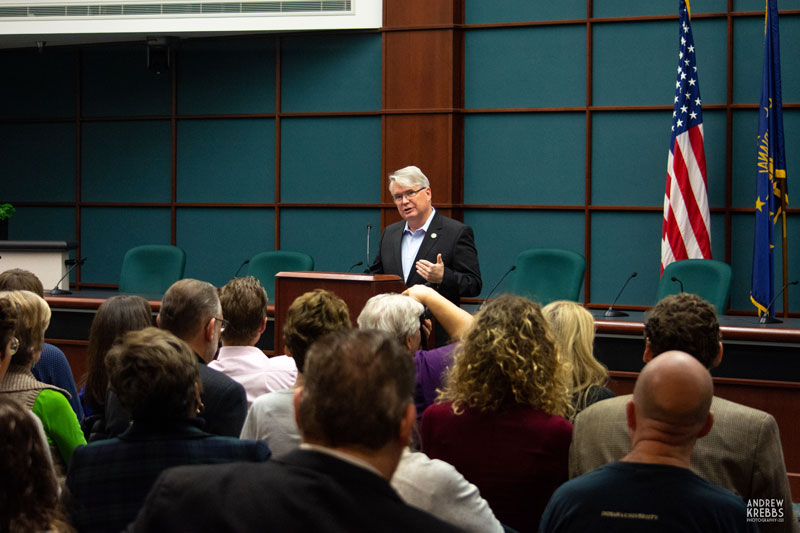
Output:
[{"xmin": 751, "ymin": 0, "xmax": 788, "ymax": 317}]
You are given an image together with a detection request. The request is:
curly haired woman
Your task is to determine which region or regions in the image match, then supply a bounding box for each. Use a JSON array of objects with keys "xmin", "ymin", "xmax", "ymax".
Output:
[{"xmin": 420, "ymin": 294, "xmax": 573, "ymax": 533}]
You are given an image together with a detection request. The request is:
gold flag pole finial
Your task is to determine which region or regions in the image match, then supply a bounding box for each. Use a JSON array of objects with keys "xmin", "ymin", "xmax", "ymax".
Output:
[{"xmin": 686, "ymin": 0, "xmax": 691, "ymax": 18}]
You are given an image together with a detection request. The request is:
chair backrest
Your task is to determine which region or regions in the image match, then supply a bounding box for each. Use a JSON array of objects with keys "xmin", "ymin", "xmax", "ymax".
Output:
[
  {"xmin": 119, "ymin": 244, "xmax": 186, "ymax": 295},
  {"xmin": 655, "ymin": 259, "xmax": 732, "ymax": 313},
  {"xmin": 247, "ymin": 251, "xmax": 314, "ymax": 302},
  {"xmin": 510, "ymin": 248, "xmax": 586, "ymax": 305}
]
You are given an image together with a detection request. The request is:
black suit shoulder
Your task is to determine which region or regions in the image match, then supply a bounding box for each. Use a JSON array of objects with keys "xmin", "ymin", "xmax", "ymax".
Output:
[
  {"xmin": 196, "ymin": 364, "xmax": 247, "ymax": 438},
  {"xmin": 129, "ymin": 450, "xmax": 462, "ymax": 533}
]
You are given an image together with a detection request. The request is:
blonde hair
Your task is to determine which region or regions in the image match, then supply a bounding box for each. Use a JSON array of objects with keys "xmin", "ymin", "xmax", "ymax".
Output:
[
  {"xmin": 0, "ymin": 290, "xmax": 51, "ymax": 367},
  {"xmin": 543, "ymin": 300, "xmax": 608, "ymax": 417},
  {"xmin": 438, "ymin": 294, "xmax": 570, "ymax": 417}
]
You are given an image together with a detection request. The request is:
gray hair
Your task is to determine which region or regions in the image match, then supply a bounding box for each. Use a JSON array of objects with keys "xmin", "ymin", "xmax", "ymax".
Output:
[
  {"xmin": 357, "ymin": 293, "xmax": 423, "ymax": 345},
  {"xmin": 388, "ymin": 165, "xmax": 430, "ymax": 192},
  {"xmin": 158, "ymin": 278, "xmax": 220, "ymax": 341}
]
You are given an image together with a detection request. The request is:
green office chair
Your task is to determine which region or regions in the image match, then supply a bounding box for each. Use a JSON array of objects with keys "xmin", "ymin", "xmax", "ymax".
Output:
[
  {"xmin": 247, "ymin": 250, "xmax": 314, "ymax": 302},
  {"xmin": 509, "ymin": 248, "xmax": 586, "ymax": 305},
  {"xmin": 118, "ymin": 244, "xmax": 186, "ymax": 295},
  {"xmin": 655, "ymin": 259, "xmax": 732, "ymax": 313}
]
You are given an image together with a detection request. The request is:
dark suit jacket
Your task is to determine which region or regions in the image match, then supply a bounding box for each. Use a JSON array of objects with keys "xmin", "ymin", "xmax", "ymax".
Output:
[
  {"xmin": 95, "ymin": 355, "xmax": 248, "ymax": 440},
  {"xmin": 67, "ymin": 421, "xmax": 270, "ymax": 533},
  {"xmin": 128, "ymin": 448, "xmax": 463, "ymax": 533},
  {"xmin": 368, "ymin": 212, "xmax": 481, "ymax": 306}
]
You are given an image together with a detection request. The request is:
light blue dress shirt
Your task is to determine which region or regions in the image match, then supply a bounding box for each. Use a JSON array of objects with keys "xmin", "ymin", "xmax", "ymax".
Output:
[{"xmin": 401, "ymin": 209, "xmax": 436, "ymax": 281}]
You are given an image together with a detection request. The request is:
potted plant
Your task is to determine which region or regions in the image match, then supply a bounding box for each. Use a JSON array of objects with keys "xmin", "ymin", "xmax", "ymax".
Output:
[{"xmin": 0, "ymin": 203, "xmax": 15, "ymax": 241}]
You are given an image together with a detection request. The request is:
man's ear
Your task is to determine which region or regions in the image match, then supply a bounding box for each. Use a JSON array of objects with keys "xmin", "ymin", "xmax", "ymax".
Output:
[
  {"xmin": 204, "ymin": 317, "xmax": 216, "ymax": 342},
  {"xmin": 697, "ymin": 411, "xmax": 714, "ymax": 439},
  {"xmin": 398, "ymin": 403, "xmax": 416, "ymax": 446},
  {"xmin": 625, "ymin": 399, "xmax": 637, "ymax": 432},
  {"xmin": 293, "ymin": 387, "xmax": 304, "ymax": 428},
  {"xmin": 710, "ymin": 341, "xmax": 723, "ymax": 368},
  {"xmin": 156, "ymin": 313, "xmax": 161, "ymax": 328},
  {"xmin": 643, "ymin": 338, "xmax": 653, "ymax": 363},
  {"xmin": 258, "ymin": 317, "xmax": 268, "ymax": 335}
]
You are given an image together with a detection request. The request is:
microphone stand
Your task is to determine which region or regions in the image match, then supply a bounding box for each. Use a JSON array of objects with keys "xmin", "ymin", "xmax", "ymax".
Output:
[
  {"xmin": 48, "ymin": 258, "xmax": 86, "ymax": 296},
  {"xmin": 605, "ymin": 272, "xmax": 637, "ymax": 317},
  {"xmin": 480, "ymin": 265, "xmax": 516, "ymax": 310},
  {"xmin": 759, "ymin": 281, "xmax": 798, "ymax": 324}
]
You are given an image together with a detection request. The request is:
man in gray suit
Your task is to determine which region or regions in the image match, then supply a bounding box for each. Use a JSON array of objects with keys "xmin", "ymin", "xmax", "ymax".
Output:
[{"xmin": 569, "ymin": 293, "xmax": 798, "ymax": 533}]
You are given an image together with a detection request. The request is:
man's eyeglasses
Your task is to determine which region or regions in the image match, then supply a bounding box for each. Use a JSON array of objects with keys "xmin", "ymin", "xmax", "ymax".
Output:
[
  {"xmin": 8, "ymin": 336, "xmax": 19, "ymax": 356},
  {"xmin": 211, "ymin": 316, "xmax": 229, "ymax": 333},
  {"xmin": 392, "ymin": 186, "xmax": 427, "ymax": 203}
]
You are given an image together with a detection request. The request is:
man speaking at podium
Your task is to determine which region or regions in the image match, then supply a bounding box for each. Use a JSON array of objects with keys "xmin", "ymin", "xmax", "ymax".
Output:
[{"xmin": 368, "ymin": 165, "xmax": 481, "ymax": 331}]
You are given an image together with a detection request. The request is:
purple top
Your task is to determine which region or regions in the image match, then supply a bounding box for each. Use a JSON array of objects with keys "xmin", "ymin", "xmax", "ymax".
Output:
[{"xmin": 414, "ymin": 343, "xmax": 455, "ymax": 420}]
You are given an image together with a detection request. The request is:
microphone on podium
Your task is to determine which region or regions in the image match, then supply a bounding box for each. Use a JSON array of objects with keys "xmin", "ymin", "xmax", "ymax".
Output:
[
  {"xmin": 605, "ymin": 272, "xmax": 637, "ymax": 317},
  {"xmin": 480, "ymin": 265, "xmax": 516, "ymax": 310},
  {"xmin": 347, "ymin": 261, "xmax": 364, "ymax": 272},
  {"xmin": 759, "ymin": 280, "xmax": 798, "ymax": 324},
  {"xmin": 233, "ymin": 259, "xmax": 250, "ymax": 278},
  {"xmin": 671, "ymin": 276, "xmax": 684, "ymax": 293},
  {"xmin": 49, "ymin": 258, "xmax": 87, "ymax": 296}
]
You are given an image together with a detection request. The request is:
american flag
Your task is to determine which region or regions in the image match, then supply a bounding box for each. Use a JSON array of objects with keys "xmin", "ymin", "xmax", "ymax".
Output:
[{"xmin": 661, "ymin": 0, "xmax": 712, "ymax": 274}]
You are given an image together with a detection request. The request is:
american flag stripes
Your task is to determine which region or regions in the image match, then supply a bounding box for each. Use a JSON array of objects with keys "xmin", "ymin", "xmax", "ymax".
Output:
[{"xmin": 661, "ymin": 0, "xmax": 712, "ymax": 274}]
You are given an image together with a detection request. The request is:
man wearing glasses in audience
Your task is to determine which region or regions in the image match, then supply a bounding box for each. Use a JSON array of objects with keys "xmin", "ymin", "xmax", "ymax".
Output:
[{"xmin": 368, "ymin": 165, "xmax": 481, "ymax": 345}]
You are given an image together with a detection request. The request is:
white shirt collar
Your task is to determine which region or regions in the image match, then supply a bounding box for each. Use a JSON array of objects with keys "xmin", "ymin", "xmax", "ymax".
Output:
[{"xmin": 299, "ymin": 443, "xmax": 383, "ymax": 477}]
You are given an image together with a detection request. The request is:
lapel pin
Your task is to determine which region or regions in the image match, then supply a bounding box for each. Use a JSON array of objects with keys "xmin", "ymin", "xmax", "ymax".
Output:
[{"xmin": 431, "ymin": 233, "xmax": 437, "ymax": 239}]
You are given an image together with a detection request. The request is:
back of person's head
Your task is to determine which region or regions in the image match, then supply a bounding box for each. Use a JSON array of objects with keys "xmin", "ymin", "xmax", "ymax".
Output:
[
  {"xmin": 0, "ymin": 290, "xmax": 51, "ymax": 367},
  {"xmin": 283, "ymin": 289, "xmax": 351, "ymax": 373},
  {"xmin": 158, "ymin": 279, "xmax": 220, "ymax": 341},
  {"xmin": 357, "ymin": 293, "xmax": 423, "ymax": 347},
  {"xmin": 0, "ymin": 396, "xmax": 61, "ymax": 532},
  {"xmin": 645, "ymin": 293, "xmax": 720, "ymax": 368},
  {"xmin": 0, "ymin": 268, "xmax": 44, "ymax": 297},
  {"xmin": 632, "ymin": 350, "xmax": 713, "ymax": 436},
  {"xmin": 542, "ymin": 301, "xmax": 608, "ymax": 405},
  {"xmin": 441, "ymin": 294, "xmax": 570, "ymax": 416},
  {"xmin": 84, "ymin": 295, "xmax": 153, "ymax": 411},
  {"xmin": 0, "ymin": 296, "xmax": 18, "ymax": 354},
  {"xmin": 106, "ymin": 327, "xmax": 199, "ymax": 422},
  {"xmin": 388, "ymin": 165, "xmax": 430, "ymax": 191},
  {"xmin": 297, "ymin": 329, "xmax": 414, "ymax": 450},
  {"xmin": 219, "ymin": 276, "xmax": 268, "ymax": 345}
]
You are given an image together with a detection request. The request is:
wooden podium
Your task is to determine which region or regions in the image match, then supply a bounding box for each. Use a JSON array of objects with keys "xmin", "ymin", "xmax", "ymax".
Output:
[{"xmin": 273, "ymin": 272, "xmax": 406, "ymax": 355}]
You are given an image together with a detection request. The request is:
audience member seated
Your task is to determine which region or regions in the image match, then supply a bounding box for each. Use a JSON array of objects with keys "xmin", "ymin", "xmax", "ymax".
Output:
[
  {"xmin": 542, "ymin": 300, "xmax": 613, "ymax": 417},
  {"xmin": 67, "ymin": 327, "xmax": 270, "ymax": 533},
  {"xmin": 129, "ymin": 330, "xmax": 461, "ymax": 532},
  {"xmin": 103, "ymin": 279, "xmax": 248, "ymax": 438},
  {"xmin": 569, "ymin": 292, "xmax": 798, "ymax": 533},
  {"xmin": 0, "ymin": 396, "xmax": 74, "ymax": 533},
  {"xmin": 420, "ymin": 294, "xmax": 573, "ymax": 533},
  {"xmin": 240, "ymin": 289, "xmax": 352, "ymax": 456},
  {"xmin": 358, "ymin": 285, "xmax": 474, "ymax": 421},
  {"xmin": 542, "ymin": 351, "xmax": 754, "ymax": 532},
  {"xmin": 0, "ymin": 290, "xmax": 86, "ymax": 471},
  {"xmin": 209, "ymin": 276, "xmax": 296, "ymax": 406},
  {"xmin": 0, "ymin": 295, "xmax": 18, "ymax": 382},
  {"xmin": 81, "ymin": 295, "xmax": 153, "ymax": 439},
  {"xmin": 0, "ymin": 268, "xmax": 84, "ymax": 422}
]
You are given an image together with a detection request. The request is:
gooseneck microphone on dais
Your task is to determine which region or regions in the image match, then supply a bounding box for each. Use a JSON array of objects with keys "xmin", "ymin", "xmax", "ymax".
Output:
[{"xmin": 605, "ymin": 272, "xmax": 637, "ymax": 317}]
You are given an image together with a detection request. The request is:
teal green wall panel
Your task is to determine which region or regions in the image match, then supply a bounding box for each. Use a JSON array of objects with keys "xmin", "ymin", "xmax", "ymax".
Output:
[
  {"xmin": 0, "ymin": 123, "xmax": 75, "ymax": 202},
  {"xmin": 281, "ymin": 34, "xmax": 381, "ymax": 112},
  {"xmin": 0, "ymin": 48, "xmax": 76, "ymax": 119},
  {"xmin": 466, "ymin": 1, "xmax": 585, "ymax": 24},
  {"xmin": 280, "ymin": 117, "xmax": 380, "ymax": 203},
  {"xmin": 177, "ymin": 119, "xmax": 275, "ymax": 203},
  {"xmin": 463, "ymin": 210, "xmax": 585, "ymax": 299},
  {"xmin": 593, "ymin": 20, "xmax": 726, "ymax": 107},
  {"xmin": 464, "ymin": 113, "xmax": 585, "ymax": 205},
  {"xmin": 177, "ymin": 208, "xmax": 275, "ymax": 287},
  {"xmin": 280, "ymin": 208, "xmax": 381, "ymax": 273},
  {"xmin": 593, "ymin": 0, "xmax": 728, "ymax": 17},
  {"xmin": 590, "ymin": 212, "xmax": 662, "ymax": 304},
  {"xmin": 178, "ymin": 38, "xmax": 276, "ymax": 115},
  {"xmin": 591, "ymin": 211, "xmax": 726, "ymax": 306},
  {"xmin": 701, "ymin": 110, "xmax": 728, "ymax": 207},
  {"xmin": 82, "ymin": 121, "xmax": 171, "ymax": 203},
  {"xmin": 81, "ymin": 207, "xmax": 172, "ymax": 284},
  {"xmin": 8, "ymin": 207, "xmax": 75, "ymax": 242},
  {"xmin": 591, "ymin": 112, "xmax": 669, "ymax": 206},
  {"xmin": 733, "ymin": 15, "xmax": 800, "ymax": 104},
  {"xmin": 465, "ymin": 26, "xmax": 586, "ymax": 109},
  {"xmin": 82, "ymin": 46, "xmax": 171, "ymax": 117},
  {"xmin": 730, "ymin": 213, "xmax": 800, "ymax": 313},
  {"xmin": 734, "ymin": 0, "xmax": 800, "ymax": 12}
]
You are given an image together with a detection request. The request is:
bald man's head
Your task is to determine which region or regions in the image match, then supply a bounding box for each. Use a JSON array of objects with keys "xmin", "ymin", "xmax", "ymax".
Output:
[{"xmin": 633, "ymin": 350, "xmax": 713, "ymax": 431}]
